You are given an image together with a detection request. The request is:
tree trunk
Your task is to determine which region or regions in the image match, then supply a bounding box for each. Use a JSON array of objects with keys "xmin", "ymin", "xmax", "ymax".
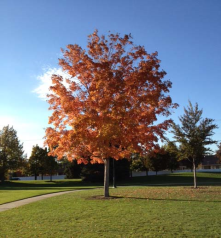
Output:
[
  {"xmin": 193, "ymin": 159, "xmax": 197, "ymax": 188},
  {"xmin": 0, "ymin": 172, "xmax": 5, "ymax": 183},
  {"xmin": 156, "ymin": 171, "xmax": 158, "ymax": 175},
  {"xmin": 112, "ymin": 158, "xmax": 116, "ymax": 188},
  {"xmin": 1, "ymin": 160, "xmax": 6, "ymax": 182},
  {"xmin": 1, "ymin": 169, "xmax": 5, "ymax": 183},
  {"xmin": 104, "ymin": 158, "xmax": 110, "ymax": 197},
  {"xmin": 41, "ymin": 174, "xmax": 43, "ymax": 180},
  {"xmin": 146, "ymin": 170, "xmax": 148, "ymax": 176},
  {"xmin": 34, "ymin": 173, "xmax": 37, "ymax": 180}
]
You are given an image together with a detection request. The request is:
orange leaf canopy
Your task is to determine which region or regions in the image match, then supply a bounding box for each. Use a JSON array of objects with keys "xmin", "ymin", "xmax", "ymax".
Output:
[{"xmin": 45, "ymin": 30, "xmax": 177, "ymax": 163}]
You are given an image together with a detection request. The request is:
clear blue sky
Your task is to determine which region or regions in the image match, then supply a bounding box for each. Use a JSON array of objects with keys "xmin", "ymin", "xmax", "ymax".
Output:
[{"xmin": 1, "ymin": 0, "xmax": 221, "ymax": 156}]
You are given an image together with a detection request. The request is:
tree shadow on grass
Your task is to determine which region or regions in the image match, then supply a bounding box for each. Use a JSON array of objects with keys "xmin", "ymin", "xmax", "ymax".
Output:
[
  {"xmin": 103, "ymin": 195, "xmax": 221, "ymax": 203},
  {"xmin": 86, "ymin": 195, "xmax": 121, "ymax": 200}
]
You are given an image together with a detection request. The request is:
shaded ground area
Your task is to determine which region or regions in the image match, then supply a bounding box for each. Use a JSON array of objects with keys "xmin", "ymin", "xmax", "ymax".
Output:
[
  {"xmin": 0, "ymin": 179, "xmax": 102, "ymax": 190},
  {"xmin": 1, "ymin": 172, "xmax": 221, "ymax": 189},
  {"xmin": 119, "ymin": 172, "xmax": 221, "ymax": 186}
]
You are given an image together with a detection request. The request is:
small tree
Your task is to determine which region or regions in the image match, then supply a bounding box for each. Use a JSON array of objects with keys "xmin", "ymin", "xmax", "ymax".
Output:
[
  {"xmin": 29, "ymin": 145, "xmax": 57, "ymax": 181},
  {"xmin": 171, "ymin": 101, "xmax": 218, "ymax": 188},
  {"xmin": 130, "ymin": 153, "xmax": 151, "ymax": 176},
  {"xmin": 147, "ymin": 148, "xmax": 167, "ymax": 175},
  {"xmin": 45, "ymin": 30, "xmax": 177, "ymax": 197},
  {"xmin": 0, "ymin": 125, "xmax": 24, "ymax": 182},
  {"xmin": 44, "ymin": 152, "xmax": 58, "ymax": 181},
  {"xmin": 163, "ymin": 142, "xmax": 179, "ymax": 172},
  {"xmin": 29, "ymin": 145, "xmax": 44, "ymax": 180}
]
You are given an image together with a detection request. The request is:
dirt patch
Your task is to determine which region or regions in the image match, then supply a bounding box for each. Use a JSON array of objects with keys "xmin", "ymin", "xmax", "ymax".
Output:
[
  {"xmin": 86, "ymin": 195, "xmax": 122, "ymax": 200},
  {"xmin": 189, "ymin": 187, "xmax": 209, "ymax": 190}
]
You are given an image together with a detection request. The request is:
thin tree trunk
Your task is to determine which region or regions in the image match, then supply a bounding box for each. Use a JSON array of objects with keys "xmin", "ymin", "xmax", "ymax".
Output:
[
  {"xmin": 112, "ymin": 158, "xmax": 116, "ymax": 188},
  {"xmin": 146, "ymin": 170, "xmax": 148, "ymax": 176},
  {"xmin": 193, "ymin": 159, "xmax": 197, "ymax": 188},
  {"xmin": 0, "ymin": 171, "xmax": 4, "ymax": 183},
  {"xmin": 1, "ymin": 160, "xmax": 6, "ymax": 182},
  {"xmin": 50, "ymin": 173, "xmax": 52, "ymax": 182},
  {"xmin": 1, "ymin": 171, "xmax": 5, "ymax": 183},
  {"xmin": 104, "ymin": 158, "xmax": 110, "ymax": 197},
  {"xmin": 41, "ymin": 174, "xmax": 43, "ymax": 180}
]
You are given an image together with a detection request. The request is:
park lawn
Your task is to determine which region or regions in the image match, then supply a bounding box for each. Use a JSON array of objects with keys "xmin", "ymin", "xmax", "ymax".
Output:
[
  {"xmin": 0, "ymin": 186, "xmax": 221, "ymax": 237},
  {"xmin": 121, "ymin": 172, "xmax": 221, "ymax": 186},
  {"xmin": 0, "ymin": 179, "xmax": 101, "ymax": 204},
  {"xmin": 0, "ymin": 172, "xmax": 221, "ymax": 204}
]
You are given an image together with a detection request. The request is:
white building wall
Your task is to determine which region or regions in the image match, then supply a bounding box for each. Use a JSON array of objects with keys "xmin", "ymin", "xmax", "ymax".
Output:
[{"xmin": 12, "ymin": 175, "xmax": 66, "ymax": 180}]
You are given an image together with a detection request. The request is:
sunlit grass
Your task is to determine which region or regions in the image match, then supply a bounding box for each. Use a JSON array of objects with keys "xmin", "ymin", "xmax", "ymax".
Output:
[
  {"xmin": 0, "ymin": 179, "xmax": 101, "ymax": 204},
  {"xmin": 0, "ymin": 186, "xmax": 221, "ymax": 237}
]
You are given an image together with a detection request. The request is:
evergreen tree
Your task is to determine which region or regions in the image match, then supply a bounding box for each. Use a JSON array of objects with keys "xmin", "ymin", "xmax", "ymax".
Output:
[{"xmin": 0, "ymin": 125, "xmax": 24, "ymax": 182}]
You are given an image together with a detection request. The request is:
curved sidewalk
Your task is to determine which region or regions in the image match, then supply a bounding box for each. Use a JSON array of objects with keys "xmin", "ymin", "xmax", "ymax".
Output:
[{"xmin": 0, "ymin": 189, "xmax": 88, "ymax": 212}]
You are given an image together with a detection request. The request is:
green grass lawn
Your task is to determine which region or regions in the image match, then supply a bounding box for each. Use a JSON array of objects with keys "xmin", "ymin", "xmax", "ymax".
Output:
[
  {"xmin": 0, "ymin": 186, "xmax": 221, "ymax": 237},
  {"xmin": 120, "ymin": 172, "xmax": 221, "ymax": 186},
  {"xmin": 0, "ymin": 179, "xmax": 101, "ymax": 204},
  {"xmin": 1, "ymin": 172, "xmax": 221, "ymax": 205},
  {"xmin": 0, "ymin": 172, "xmax": 221, "ymax": 237}
]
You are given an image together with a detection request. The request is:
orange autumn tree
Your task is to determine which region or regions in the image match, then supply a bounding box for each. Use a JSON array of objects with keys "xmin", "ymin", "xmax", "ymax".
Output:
[{"xmin": 45, "ymin": 30, "xmax": 177, "ymax": 197}]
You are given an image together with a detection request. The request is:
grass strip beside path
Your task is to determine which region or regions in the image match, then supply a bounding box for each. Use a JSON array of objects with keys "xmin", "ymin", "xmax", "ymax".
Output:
[{"xmin": 0, "ymin": 179, "xmax": 101, "ymax": 205}]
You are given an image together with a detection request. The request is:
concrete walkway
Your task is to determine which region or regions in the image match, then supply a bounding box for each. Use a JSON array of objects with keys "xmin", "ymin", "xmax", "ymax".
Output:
[{"xmin": 0, "ymin": 189, "xmax": 87, "ymax": 213}]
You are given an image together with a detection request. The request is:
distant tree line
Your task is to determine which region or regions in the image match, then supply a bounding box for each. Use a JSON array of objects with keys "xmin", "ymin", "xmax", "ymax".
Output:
[
  {"xmin": 0, "ymin": 126, "xmax": 58, "ymax": 182},
  {"xmin": 0, "ymin": 126, "xmax": 181, "ymax": 183},
  {"xmin": 0, "ymin": 100, "xmax": 220, "ymax": 189},
  {"xmin": 130, "ymin": 142, "xmax": 180, "ymax": 176},
  {"xmin": 64, "ymin": 157, "xmax": 130, "ymax": 182},
  {"xmin": 0, "ymin": 126, "xmax": 131, "ymax": 182}
]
